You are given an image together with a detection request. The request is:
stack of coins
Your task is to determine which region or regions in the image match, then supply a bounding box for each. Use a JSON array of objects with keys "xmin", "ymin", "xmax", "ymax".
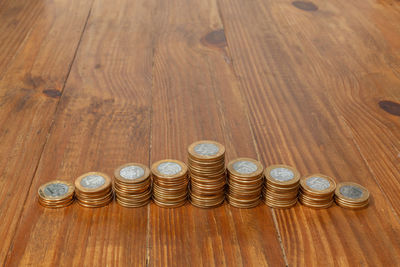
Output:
[
  {"xmin": 38, "ymin": 180, "xmax": 75, "ymax": 208},
  {"xmin": 226, "ymin": 158, "xmax": 264, "ymax": 208},
  {"xmin": 152, "ymin": 159, "xmax": 188, "ymax": 208},
  {"xmin": 75, "ymin": 172, "xmax": 113, "ymax": 208},
  {"xmin": 262, "ymin": 165, "xmax": 300, "ymax": 209},
  {"xmin": 114, "ymin": 163, "xmax": 152, "ymax": 208},
  {"xmin": 335, "ymin": 182, "xmax": 369, "ymax": 209},
  {"xmin": 299, "ymin": 174, "xmax": 336, "ymax": 209},
  {"xmin": 187, "ymin": 140, "xmax": 226, "ymax": 208}
]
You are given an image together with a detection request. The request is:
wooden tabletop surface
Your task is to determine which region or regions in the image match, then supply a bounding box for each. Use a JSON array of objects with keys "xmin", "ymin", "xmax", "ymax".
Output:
[{"xmin": 1, "ymin": 0, "xmax": 400, "ymax": 266}]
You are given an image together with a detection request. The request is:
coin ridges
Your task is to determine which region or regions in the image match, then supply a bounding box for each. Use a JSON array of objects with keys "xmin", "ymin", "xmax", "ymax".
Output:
[
  {"xmin": 299, "ymin": 174, "xmax": 336, "ymax": 209},
  {"xmin": 194, "ymin": 143, "xmax": 219, "ymax": 156},
  {"xmin": 38, "ymin": 180, "xmax": 75, "ymax": 208},
  {"xmin": 157, "ymin": 162, "xmax": 182, "ymax": 176},
  {"xmin": 263, "ymin": 164, "xmax": 300, "ymax": 209},
  {"xmin": 80, "ymin": 174, "xmax": 106, "ymax": 189},
  {"xmin": 188, "ymin": 141, "xmax": 226, "ymax": 208},
  {"xmin": 114, "ymin": 163, "xmax": 152, "ymax": 208},
  {"xmin": 270, "ymin": 167, "xmax": 294, "ymax": 182},
  {"xmin": 227, "ymin": 158, "xmax": 263, "ymax": 209},
  {"xmin": 152, "ymin": 159, "xmax": 188, "ymax": 208},
  {"xmin": 75, "ymin": 172, "xmax": 113, "ymax": 208},
  {"xmin": 120, "ymin": 165, "xmax": 145, "ymax": 180},
  {"xmin": 334, "ymin": 182, "xmax": 370, "ymax": 209},
  {"xmin": 306, "ymin": 176, "xmax": 330, "ymax": 191},
  {"xmin": 44, "ymin": 183, "xmax": 69, "ymax": 197}
]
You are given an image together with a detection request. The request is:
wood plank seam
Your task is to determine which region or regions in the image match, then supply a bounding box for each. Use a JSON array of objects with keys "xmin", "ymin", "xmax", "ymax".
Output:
[
  {"xmin": 206, "ymin": 59, "xmax": 246, "ymax": 266},
  {"xmin": 213, "ymin": 1, "xmax": 290, "ymax": 265},
  {"xmin": 0, "ymin": 1, "xmax": 43, "ymax": 81},
  {"xmin": 325, "ymin": 72, "xmax": 400, "ymax": 220},
  {"xmin": 340, "ymin": 116, "xmax": 400, "ymax": 222},
  {"xmin": 0, "ymin": 22, "xmax": 34, "ymax": 83},
  {"xmin": 146, "ymin": 46, "xmax": 156, "ymax": 267},
  {"xmin": 210, "ymin": 45, "xmax": 289, "ymax": 265},
  {"xmin": 2, "ymin": 1, "xmax": 95, "ymax": 264}
]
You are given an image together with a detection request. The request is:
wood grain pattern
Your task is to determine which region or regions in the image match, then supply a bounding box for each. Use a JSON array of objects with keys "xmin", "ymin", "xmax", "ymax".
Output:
[
  {"xmin": 148, "ymin": 0, "xmax": 285, "ymax": 265},
  {"xmin": 0, "ymin": 0, "xmax": 45, "ymax": 78},
  {"xmin": 0, "ymin": 0, "xmax": 93, "ymax": 263},
  {"xmin": 4, "ymin": 0, "xmax": 154, "ymax": 265},
  {"xmin": 217, "ymin": 0, "xmax": 400, "ymax": 265},
  {"xmin": 1, "ymin": 0, "xmax": 400, "ymax": 265}
]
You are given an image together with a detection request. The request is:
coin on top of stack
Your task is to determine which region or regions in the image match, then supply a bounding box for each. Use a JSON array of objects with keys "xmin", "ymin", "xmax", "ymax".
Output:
[
  {"xmin": 187, "ymin": 140, "xmax": 226, "ymax": 208},
  {"xmin": 114, "ymin": 163, "xmax": 152, "ymax": 208},
  {"xmin": 262, "ymin": 164, "xmax": 300, "ymax": 209},
  {"xmin": 75, "ymin": 172, "xmax": 113, "ymax": 208},
  {"xmin": 152, "ymin": 159, "xmax": 188, "ymax": 208},
  {"xmin": 226, "ymin": 158, "xmax": 263, "ymax": 208},
  {"xmin": 38, "ymin": 180, "xmax": 75, "ymax": 208},
  {"xmin": 334, "ymin": 182, "xmax": 369, "ymax": 209},
  {"xmin": 299, "ymin": 174, "xmax": 336, "ymax": 209}
]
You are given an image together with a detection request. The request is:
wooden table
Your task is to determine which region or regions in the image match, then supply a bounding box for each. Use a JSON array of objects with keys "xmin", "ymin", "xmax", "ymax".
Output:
[{"xmin": 1, "ymin": 0, "xmax": 400, "ymax": 265}]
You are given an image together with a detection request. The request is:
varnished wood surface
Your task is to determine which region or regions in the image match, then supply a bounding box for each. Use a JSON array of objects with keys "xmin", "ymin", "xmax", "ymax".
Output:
[{"xmin": 1, "ymin": 0, "xmax": 400, "ymax": 265}]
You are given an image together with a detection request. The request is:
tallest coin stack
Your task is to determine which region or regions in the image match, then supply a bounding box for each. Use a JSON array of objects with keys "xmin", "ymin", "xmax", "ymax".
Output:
[{"xmin": 188, "ymin": 140, "xmax": 226, "ymax": 208}]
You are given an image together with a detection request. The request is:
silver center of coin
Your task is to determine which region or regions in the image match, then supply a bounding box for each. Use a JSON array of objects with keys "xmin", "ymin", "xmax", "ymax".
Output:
[
  {"xmin": 194, "ymin": 143, "xmax": 219, "ymax": 156},
  {"xmin": 120, "ymin": 165, "xmax": 145, "ymax": 180},
  {"xmin": 306, "ymin": 176, "xmax": 330, "ymax": 191},
  {"xmin": 340, "ymin": 185, "xmax": 363, "ymax": 199},
  {"xmin": 44, "ymin": 183, "xmax": 69, "ymax": 197},
  {"xmin": 233, "ymin": 161, "xmax": 258, "ymax": 174},
  {"xmin": 270, "ymin": 167, "xmax": 294, "ymax": 182},
  {"xmin": 80, "ymin": 175, "xmax": 105, "ymax": 188},
  {"xmin": 157, "ymin": 162, "xmax": 182, "ymax": 176}
]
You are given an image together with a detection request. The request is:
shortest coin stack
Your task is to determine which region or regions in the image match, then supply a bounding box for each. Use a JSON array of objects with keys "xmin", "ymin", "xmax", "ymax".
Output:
[
  {"xmin": 262, "ymin": 165, "xmax": 300, "ymax": 209},
  {"xmin": 75, "ymin": 172, "xmax": 113, "ymax": 208},
  {"xmin": 335, "ymin": 182, "xmax": 369, "ymax": 209},
  {"xmin": 227, "ymin": 158, "xmax": 264, "ymax": 208},
  {"xmin": 114, "ymin": 163, "xmax": 152, "ymax": 208},
  {"xmin": 152, "ymin": 159, "xmax": 189, "ymax": 208},
  {"xmin": 38, "ymin": 180, "xmax": 75, "ymax": 208},
  {"xmin": 299, "ymin": 174, "xmax": 336, "ymax": 209}
]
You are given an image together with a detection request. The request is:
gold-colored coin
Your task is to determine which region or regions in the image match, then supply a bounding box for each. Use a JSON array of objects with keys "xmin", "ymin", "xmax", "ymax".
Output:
[
  {"xmin": 114, "ymin": 163, "xmax": 150, "ymax": 183},
  {"xmin": 188, "ymin": 140, "xmax": 225, "ymax": 161},
  {"xmin": 37, "ymin": 180, "xmax": 75, "ymax": 208},
  {"xmin": 334, "ymin": 182, "xmax": 369, "ymax": 209},
  {"xmin": 187, "ymin": 141, "xmax": 226, "ymax": 208},
  {"xmin": 151, "ymin": 159, "xmax": 188, "ymax": 208},
  {"xmin": 300, "ymin": 174, "xmax": 336, "ymax": 196},
  {"xmin": 261, "ymin": 164, "xmax": 301, "ymax": 209},
  {"xmin": 263, "ymin": 198, "xmax": 297, "ymax": 209},
  {"xmin": 75, "ymin": 172, "xmax": 112, "ymax": 193},
  {"xmin": 74, "ymin": 172, "xmax": 113, "ymax": 208},
  {"xmin": 298, "ymin": 197, "xmax": 334, "ymax": 209},
  {"xmin": 265, "ymin": 164, "xmax": 300, "ymax": 187},
  {"xmin": 226, "ymin": 158, "xmax": 264, "ymax": 209},
  {"xmin": 297, "ymin": 174, "xmax": 336, "ymax": 209},
  {"xmin": 113, "ymin": 163, "xmax": 152, "ymax": 208}
]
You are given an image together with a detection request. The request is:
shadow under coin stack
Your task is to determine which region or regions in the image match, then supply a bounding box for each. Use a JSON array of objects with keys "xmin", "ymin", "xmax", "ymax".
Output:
[
  {"xmin": 152, "ymin": 160, "xmax": 188, "ymax": 208},
  {"xmin": 114, "ymin": 163, "xmax": 152, "ymax": 208},
  {"xmin": 38, "ymin": 180, "xmax": 75, "ymax": 208},
  {"xmin": 299, "ymin": 174, "xmax": 336, "ymax": 209},
  {"xmin": 188, "ymin": 141, "xmax": 226, "ymax": 208},
  {"xmin": 227, "ymin": 158, "xmax": 264, "ymax": 208},
  {"xmin": 335, "ymin": 182, "xmax": 369, "ymax": 209},
  {"xmin": 263, "ymin": 165, "xmax": 300, "ymax": 209},
  {"xmin": 75, "ymin": 172, "xmax": 113, "ymax": 208}
]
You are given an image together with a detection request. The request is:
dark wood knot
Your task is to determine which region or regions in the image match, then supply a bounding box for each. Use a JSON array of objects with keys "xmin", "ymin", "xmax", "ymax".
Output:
[
  {"xmin": 379, "ymin": 100, "xmax": 400, "ymax": 116},
  {"xmin": 202, "ymin": 29, "xmax": 227, "ymax": 48},
  {"xmin": 43, "ymin": 89, "xmax": 61, "ymax": 98},
  {"xmin": 292, "ymin": 1, "xmax": 318, "ymax": 11}
]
